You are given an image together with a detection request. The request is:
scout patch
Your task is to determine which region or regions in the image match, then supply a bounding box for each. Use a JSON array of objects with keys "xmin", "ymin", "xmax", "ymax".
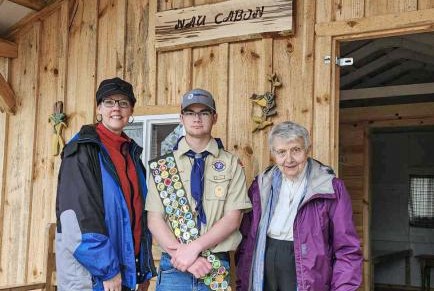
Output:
[
  {"xmin": 212, "ymin": 160, "xmax": 225, "ymax": 172},
  {"xmin": 149, "ymin": 153, "xmax": 229, "ymax": 290}
]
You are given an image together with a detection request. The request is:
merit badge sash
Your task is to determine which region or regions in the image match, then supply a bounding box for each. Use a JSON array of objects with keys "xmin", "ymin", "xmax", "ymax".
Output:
[{"xmin": 149, "ymin": 153, "xmax": 230, "ymax": 290}]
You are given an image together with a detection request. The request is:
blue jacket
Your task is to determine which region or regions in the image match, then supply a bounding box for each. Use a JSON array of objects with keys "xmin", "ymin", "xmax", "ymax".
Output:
[{"xmin": 55, "ymin": 125, "xmax": 156, "ymax": 291}]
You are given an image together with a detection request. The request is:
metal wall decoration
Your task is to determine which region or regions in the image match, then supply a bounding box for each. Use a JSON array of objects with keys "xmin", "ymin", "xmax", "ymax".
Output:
[
  {"xmin": 250, "ymin": 73, "xmax": 281, "ymax": 132},
  {"xmin": 49, "ymin": 101, "xmax": 67, "ymax": 156}
]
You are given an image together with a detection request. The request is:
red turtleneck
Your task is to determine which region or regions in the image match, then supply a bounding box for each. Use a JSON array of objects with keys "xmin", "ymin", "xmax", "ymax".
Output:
[{"xmin": 96, "ymin": 123, "xmax": 143, "ymax": 255}]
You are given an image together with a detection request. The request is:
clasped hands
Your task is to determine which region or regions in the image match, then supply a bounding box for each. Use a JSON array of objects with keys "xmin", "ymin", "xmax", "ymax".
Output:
[{"xmin": 168, "ymin": 242, "xmax": 212, "ymax": 278}]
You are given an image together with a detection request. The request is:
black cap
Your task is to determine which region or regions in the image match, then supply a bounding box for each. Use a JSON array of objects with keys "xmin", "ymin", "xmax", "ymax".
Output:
[{"xmin": 96, "ymin": 77, "xmax": 136, "ymax": 106}]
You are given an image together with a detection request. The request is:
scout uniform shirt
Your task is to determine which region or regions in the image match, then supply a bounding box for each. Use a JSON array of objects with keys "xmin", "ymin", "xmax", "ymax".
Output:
[{"xmin": 146, "ymin": 137, "xmax": 252, "ymax": 253}]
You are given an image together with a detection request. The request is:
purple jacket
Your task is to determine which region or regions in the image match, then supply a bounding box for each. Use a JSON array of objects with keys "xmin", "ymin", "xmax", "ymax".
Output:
[{"xmin": 235, "ymin": 160, "xmax": 362, "ymax": 290}]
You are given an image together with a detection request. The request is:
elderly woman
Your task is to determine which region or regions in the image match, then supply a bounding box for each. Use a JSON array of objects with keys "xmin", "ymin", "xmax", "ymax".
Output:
[
  {"xmin": 236, "ymin": 121, "xmax": 362, "ymax": 291},
  {"xmin": 56, "ymin": 77, "xmax": 155, "ymax": 291}
]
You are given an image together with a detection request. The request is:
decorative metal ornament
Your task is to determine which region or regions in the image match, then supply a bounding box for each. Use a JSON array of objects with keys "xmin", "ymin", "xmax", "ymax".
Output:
[
  {"xmin": 250, "ymin": 72, "xmax": 282, "ymax": 132},
  {"xmin": 48, "ymin": 101, "xmax": 68, "ymax": 156}
]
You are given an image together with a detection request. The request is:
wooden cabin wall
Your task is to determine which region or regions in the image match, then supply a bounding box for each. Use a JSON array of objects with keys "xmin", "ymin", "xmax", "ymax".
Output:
[
  {"xmin": 1, "ymin": 0, "xmax": 434, "ymax": 288},
  {"xmin": 340, "ymin": 102, "xmax": 434, "ymax": 289}
]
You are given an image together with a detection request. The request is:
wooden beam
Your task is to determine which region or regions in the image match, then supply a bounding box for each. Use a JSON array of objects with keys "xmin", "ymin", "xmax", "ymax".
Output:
[
  {"xmin": 0, "ymin": 73, "xmax": 17, "ymax": 114},
  {"xmin": 341, "ymin": 82, "xmax": 434, "ymax": 101},
  {"xmin": 0, "ymin": 39, "xmax": 18, "ymax": 58},
  {"xmin": 133, "ymin": 105, "xmax": 179, "ymax": 116},
  {"xmin": 340, "ymin": 48, "xmax": 434, "ymax": 87},
  {"xmin": 8, "ymin": 0, "xmax": 46, "ymax": 11},
  {"xmin": 316, "ymin": 8, "xmax": 434, "ymax": 37}
]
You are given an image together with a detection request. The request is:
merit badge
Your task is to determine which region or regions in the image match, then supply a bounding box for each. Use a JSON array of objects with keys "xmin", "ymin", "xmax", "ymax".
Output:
[
  {"xmin": 166, "ymin": 205, "xmax": 174, "ymax": 214},
  {"xmin": 171, "ymin": 174, "xmax": 180, "ymax": 182},
  {"xmin": 157, "ymin": 183, "xmax": 165, "ymax": 191},
  {"xmin": 174, "ymin": 208, "xmax": 182, "ymax": 217},
  {"xmin": 187, "ymin": 220, "xmax": 195, "ymax": 228},
  {"xmin": 163, "ymin": 197, "xmax": 170, "ymax": 206},
  {"xmin": 172, "ymin": 200, "xmax": 179, "ymax": 208},
  {"xmin": 154, "ymin": 175, "xmax": 162, "ymax": 183},
  {"xmin": 174, "ymin": 181, "xmax": 182, "ymax": 190},
  {"xmin": 212, "ymin": 160, "xmax": 225, "ymax": 172},
  {"xmin": 159, "ymin": 190, "xmax": 168, "ymax": 199},
  {"xmin": 153, "ymin": 169, "xmax": 160, "ymax": 176},
  {"xmin": 213, "ymin": 261, "xmax": 221, "ymax": 269},
  {"xmin": 207, "ymin": 254, "xmax": 215, "ymax": 263},
  {"xmin": 158, "ymin": 159, "xmax": 166, "ymax": 165},
  {"xmin": 180, "ymin": 224, "xmax": 188, "ymax": 232},
  {"xmin": 190, "ymin": 227, "xmax": 198, "ymax": 236},
  {"xmin": 150, "ymin": 162, "xmax": 158, "ymax": 169},
  {"xmin": 179, "ymin": 197, "xmax": 187, "ymax": 205},
  {"xmin": 164, "ymin": 178, "xmax": 172, "ymax": 186},
  {"xmin": 169, "ymin": 168, "xmax": 178, "ymax": 175},
  {"xmin": 169, "ymin": 193, "xmax": 177, "ymax": 201},
  {"xmin": 171, "ymin": 221, "xmax": 179, "ymax": 228},
  {"xmin": 215, "ymin": 186, "xmax": 224, "ymax": 198},
  {"xmin": 182, "ymin": 232, "xmax": 190, "ymax": 240},
  {"xmin": 181, "ymin": 205, "xmax": 190, "ymax": 213},
  {"xmin": 167, "ymin": 186, "xmax": 174, "ymax": 194},
  {"xmin": 161, "ymin": 171, "xmax": 169, "ymax": 179},
  {"xmin": 176, "ymin": 189, "xmax": 185, "ymax": 197},
  {"xmin": 174, "ymin": 228, "xmax": 181, "ymax": 237},
  {"xmin": 184, "ymin": 212, "xmax": 193, "ymax": 220},
  {"xmin": 167, "ymin": 162, "xmax": 176, "ymax": 169},
  {"xmin": 166, "ymin": 156, "xmax": 175, "ymax": 163}
]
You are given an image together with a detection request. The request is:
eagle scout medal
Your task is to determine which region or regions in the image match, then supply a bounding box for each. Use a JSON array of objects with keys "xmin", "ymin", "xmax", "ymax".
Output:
[
  {"xmin": 149, "ymin": 153, "xmax": 230, "ymax": 290},
  {"xmin": 215, "ymin": 186, "xmax": 224, "ymax": 198}
]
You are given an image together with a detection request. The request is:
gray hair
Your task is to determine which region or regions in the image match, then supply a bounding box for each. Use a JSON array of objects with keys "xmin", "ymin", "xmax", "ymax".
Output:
[{"xmin": 268, "ymin": 121, "xmax": 311, "ymax": 150}]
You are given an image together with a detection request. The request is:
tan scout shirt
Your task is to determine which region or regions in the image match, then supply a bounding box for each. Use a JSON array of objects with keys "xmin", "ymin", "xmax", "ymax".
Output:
[{"xmin": 146, "ymin": 137, "xmax": 251, "ymax": 252}]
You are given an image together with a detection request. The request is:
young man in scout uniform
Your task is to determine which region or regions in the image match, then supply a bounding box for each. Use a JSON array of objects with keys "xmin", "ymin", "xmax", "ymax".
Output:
[{"xmin": 146, "ymin": 88, "xmax": 251, "ymax": 290}]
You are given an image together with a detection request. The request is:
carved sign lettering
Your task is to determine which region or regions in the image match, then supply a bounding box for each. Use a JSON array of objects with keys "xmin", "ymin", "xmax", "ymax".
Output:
[{"xmin": 155, "ymin": 0, "xmax": 293, "ymax": 51}]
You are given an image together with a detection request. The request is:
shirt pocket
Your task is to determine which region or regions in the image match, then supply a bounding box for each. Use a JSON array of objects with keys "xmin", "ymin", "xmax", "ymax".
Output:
[{"xmin": 204, "ymin": 175, "xmax": 230, "ymax": 201}]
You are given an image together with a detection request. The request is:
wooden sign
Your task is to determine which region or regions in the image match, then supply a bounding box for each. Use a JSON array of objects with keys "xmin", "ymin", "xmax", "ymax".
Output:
[{"xmin": 155, "ymin": 0, "xmax": 293, "ymax": 51}]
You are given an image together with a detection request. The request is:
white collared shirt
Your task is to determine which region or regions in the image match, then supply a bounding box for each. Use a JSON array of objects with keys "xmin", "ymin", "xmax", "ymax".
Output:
[{"xmin": 267, "ymin": 165, "xmax": 307, "ymax": 241}]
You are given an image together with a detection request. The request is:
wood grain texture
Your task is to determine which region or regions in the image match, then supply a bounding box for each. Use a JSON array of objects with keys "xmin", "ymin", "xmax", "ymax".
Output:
[
  {"xmin": 96, "ymin": 0, "xmax": 127, "ymax": 82},
  {"xmin": 125, "ymin": 0, "xmax": 154, "ymax": 106},
  {"xmin": 0, "ymin": 58, "xmax": 9, "ymax": 282},
  {"xmin": 64, "ymin": 0, "xmax": 98, "ymax": 140},
  {"xmin": 26, "ymin": 5, "xmax": 67, "ymax": 283},
  {"xmin": 0, "ymin": 23, "xmax": 40, "ymax": 285},
  {"xmin": 0, "ymin": 39, "xmax": 18, "ymax": 58}
]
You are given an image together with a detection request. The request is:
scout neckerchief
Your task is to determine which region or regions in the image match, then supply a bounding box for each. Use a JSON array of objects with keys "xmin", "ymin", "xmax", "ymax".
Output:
[{"xmin": 149, "ymin": 153, "xmax": 229, "ymax": 290}]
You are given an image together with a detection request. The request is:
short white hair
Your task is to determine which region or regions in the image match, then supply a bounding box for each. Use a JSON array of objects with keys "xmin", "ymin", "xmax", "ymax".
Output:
[{"xmin": 268, "ymin": 121, "xmax": 311, "ymax": 150}]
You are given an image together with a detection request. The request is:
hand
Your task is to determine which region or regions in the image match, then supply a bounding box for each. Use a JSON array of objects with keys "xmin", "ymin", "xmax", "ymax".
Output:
[
  {"xmin": 187, "ymin": 257, "xmax": 212, "ymax": 278},
  {"xmin": 137, "ymin": 281, "xmax": 150, "ymax": 291},
  {"xmin": 103, "ymin": 273, "xmax": 122, "ymax": 291},
  {"xmin": 171, "ymin": 242, "xmax": 202, "ymax": 271}
]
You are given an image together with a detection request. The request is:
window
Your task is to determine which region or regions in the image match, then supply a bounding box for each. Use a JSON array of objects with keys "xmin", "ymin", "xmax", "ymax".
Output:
[
  {"xmin": 408, "ymin": 175, "xmax": 434, "ymax": 228},
  {"xmin": 124, "ymin": 114, "xmax": 184, "ymax": 177}
]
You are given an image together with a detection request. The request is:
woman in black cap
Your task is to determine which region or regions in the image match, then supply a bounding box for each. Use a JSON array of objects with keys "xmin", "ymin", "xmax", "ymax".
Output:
[{"xmin": 55, "ymin": 77, "xmax": 156, "ymax": 291}]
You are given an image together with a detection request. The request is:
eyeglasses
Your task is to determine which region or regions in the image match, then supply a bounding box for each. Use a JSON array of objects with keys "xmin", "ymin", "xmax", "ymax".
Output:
[
  {"xmin": 272, "ymin": 146, "xmax": 305, "ymax": 159},
  {"xmin": 102, "ymin": 98, "xmax": 131, "ymax": 108},
  {"xmin": 182, "ymin": 110, "xmax": 213, "ymax": 119}
]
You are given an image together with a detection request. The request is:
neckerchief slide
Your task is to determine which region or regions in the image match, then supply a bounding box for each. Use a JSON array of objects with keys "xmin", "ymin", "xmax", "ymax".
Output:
[{"xmin": 149, "ymin": 153, "xmax": 230, "ymax": 290}]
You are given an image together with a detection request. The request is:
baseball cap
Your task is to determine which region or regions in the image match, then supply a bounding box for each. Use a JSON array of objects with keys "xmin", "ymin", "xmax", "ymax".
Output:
[
  {"xmin": 96, "ymin": 77, "xmax": 136, "ymax": 106},
  {"xmin": 181, "ymin": 88, "xmax": 216, "ymax": 112}
]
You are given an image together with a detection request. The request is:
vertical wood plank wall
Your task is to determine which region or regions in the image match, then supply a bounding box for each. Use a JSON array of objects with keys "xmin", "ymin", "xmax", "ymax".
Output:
[{"xmin": 0, "ymin": 0, "xmax": 434, "ymax": 287}]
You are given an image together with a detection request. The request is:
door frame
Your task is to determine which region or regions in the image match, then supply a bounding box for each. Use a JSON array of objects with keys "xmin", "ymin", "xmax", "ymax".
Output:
[{"xmin": 314, "ymin": 7, "xmax": 434, "ymax": 290}]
